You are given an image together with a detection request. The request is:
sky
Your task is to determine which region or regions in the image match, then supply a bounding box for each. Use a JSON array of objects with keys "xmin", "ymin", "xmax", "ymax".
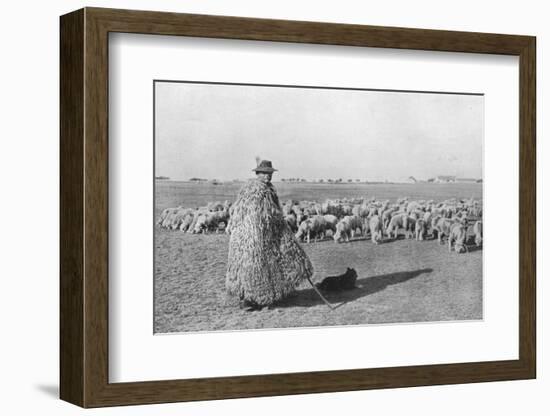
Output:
[{"xmin": 154, "ymin": 81, "xmax": 483, "ymax": 182}]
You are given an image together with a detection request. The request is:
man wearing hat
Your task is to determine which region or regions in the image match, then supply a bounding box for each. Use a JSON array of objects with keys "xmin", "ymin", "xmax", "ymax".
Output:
[
  {"xmin": 225, "ymin": 160, "xmax": 313, "ymax": 311},
  {"xmin": 253, "ymin": 159, "xmax": 277, "ymax": 185}
]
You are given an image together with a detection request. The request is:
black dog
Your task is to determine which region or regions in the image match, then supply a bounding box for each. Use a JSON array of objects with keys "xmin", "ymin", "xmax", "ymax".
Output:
[{"xmin": 316, "ymin": 268, "xmax": 358, "ymax": 292}]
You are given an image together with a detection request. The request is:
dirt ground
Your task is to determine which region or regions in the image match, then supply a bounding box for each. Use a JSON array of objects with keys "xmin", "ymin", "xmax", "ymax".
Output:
[{"xmin": 154, "ymin": 181, "xmax": 482, "ymax": 333}]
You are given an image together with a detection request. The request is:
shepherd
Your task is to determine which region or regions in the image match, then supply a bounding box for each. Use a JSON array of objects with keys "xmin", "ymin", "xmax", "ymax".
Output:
[{"xmin": 225, "ymin": 160, "xmax": 314, "ymax": 311}]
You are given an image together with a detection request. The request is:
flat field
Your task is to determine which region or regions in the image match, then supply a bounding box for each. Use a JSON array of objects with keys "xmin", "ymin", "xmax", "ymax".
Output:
[{"xmin": 154, "ymin": 181, "xmax": 482, "ymax": 333}]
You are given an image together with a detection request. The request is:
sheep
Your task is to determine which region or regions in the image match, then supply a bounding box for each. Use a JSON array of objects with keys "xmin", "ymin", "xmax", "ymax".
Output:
[
  {"xmin": 192, "ymin": 209, "xmax": 230, "ymax": 234},
  {"xmin": 386, "ymin": 213, "xmax": 408, "ymax": 239},
  {"xmin": 434, "ymin": 217, "xmax": 453, "ymax": 244},
  {"xmin": 178, "ymin": 211, "xmax": 196, "ymax": 232},
  {"xmin": 322, "ymin": 214, "xmax": 338, "ymax": 235},
  {"xmin": 169, "ymin": 207, "xmax": 195, "ymax": 230},
  {"xmin": 415, "ymin": 219, "xmax": 427, "ymax": 241},
  {"xmin": 473, "ymin": 220, "xmax": 483, "ymax": 247},
  {"xmin": 333, "ymin": 216, "xmax": 364, "ymax": 243},
  {"xmin": 157, "ymin": 207, "xmax": 177, "ymax": 226},
  {"xmin": 369, "ymin": 215, "xmax": 383, "ymax": 244},
  {"xmin": 295, "ymin": 215, "xmax": 327, "ymax": 243},
  {"xmin": 448, "ymin": 222, "xmax": 468, "ymax": 253}
]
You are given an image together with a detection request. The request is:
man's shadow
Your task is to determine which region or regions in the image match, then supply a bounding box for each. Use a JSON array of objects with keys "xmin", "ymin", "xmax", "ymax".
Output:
[{"xmin": 274, "ymin": 268, "xmax": 433, "ymax": 308}]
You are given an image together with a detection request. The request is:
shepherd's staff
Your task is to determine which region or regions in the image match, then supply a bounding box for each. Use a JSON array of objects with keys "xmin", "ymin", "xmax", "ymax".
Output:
[{"xmin": 305, "ymin": 275, "xmax": 335, "ymax": 310}]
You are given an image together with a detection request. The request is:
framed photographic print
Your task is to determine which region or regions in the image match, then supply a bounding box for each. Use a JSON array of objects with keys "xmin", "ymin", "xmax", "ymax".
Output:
[{"xmin": 60, "ymin": 7, "xmax": 536, "ymax": 408}]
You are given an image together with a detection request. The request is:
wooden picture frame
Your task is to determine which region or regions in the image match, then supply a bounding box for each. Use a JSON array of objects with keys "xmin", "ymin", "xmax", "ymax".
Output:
[{"xmin": 60, "ymin": 7, "xmax": 536, "ymax": 408}]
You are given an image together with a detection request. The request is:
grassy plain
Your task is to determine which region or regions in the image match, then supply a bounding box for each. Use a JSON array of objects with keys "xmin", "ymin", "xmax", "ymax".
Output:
[{"xmin": 154, "ymin": 181, "xmax": 482, "ymax": 333}]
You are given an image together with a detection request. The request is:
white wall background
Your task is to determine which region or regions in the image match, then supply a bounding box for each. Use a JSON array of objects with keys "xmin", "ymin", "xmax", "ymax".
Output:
[{"xmin": 0, "ymin": 0, "xmax": 545, "ymax": 414}]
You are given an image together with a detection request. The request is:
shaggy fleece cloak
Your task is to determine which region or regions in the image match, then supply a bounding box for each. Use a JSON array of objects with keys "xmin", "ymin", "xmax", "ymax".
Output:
[{"xmin": 226, "ymin": 179, "xmax": 313, "ymax": 305}]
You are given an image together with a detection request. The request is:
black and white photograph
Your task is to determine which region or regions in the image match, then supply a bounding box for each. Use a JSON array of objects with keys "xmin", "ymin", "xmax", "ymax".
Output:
[
  {"xmin": 154, "ymin": 80, "xmax": 484, "ymax": 334},
  {"xmin": 3, "ymin": 0, "xmax": 543, "ymax": 413}
]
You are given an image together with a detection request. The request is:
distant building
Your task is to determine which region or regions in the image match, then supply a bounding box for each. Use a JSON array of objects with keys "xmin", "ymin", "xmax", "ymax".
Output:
[
  {"xmin": 455, "ymin": 177, "xmax": 479, "ymax": 183},
  {"xmin": 435, "ymin": 175, "xmax": 456, "ymax": 183}
]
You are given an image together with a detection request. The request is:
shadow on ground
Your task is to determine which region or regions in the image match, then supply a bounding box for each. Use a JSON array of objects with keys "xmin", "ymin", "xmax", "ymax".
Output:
[
  {"xmin": 34, "ymin": 384, "xmax": 58, "ymax": 399},
  {"xmin": 465, "ymin": 243, "xmax": 483, "ymax": 253},
  {"xmin": 274, "ymin": 268, "xmax": 433, "ymax": 309}
]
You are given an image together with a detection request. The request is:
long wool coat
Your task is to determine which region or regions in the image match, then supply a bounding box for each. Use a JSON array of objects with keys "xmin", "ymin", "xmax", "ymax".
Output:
[{"xmin": 225, "ymin": 179, "xmax": 313, "ymax": 305}]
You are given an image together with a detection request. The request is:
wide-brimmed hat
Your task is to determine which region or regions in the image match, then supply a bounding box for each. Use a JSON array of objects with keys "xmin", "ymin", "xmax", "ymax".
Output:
[{"xmin": 252, "ymin": 160, "xmax": 278, "ymax": 173}]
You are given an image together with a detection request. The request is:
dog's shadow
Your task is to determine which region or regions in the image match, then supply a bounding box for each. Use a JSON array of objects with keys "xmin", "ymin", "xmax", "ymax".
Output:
[{"xmin": 274, "ymin": 268, "xmax": 433, "ymax": 309}]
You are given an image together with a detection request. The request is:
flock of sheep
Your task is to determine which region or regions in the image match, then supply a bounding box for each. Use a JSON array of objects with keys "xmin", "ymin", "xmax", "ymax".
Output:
[{"xmin": 158, "ymin": 196, "xmax": 483, "ymax": 254}]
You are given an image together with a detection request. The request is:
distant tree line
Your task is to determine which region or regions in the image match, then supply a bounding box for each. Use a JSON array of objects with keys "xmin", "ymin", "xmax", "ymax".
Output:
[
  {"xmin": 281, "ymin": 178, "xmax": 307, "ymax": 182},
  {"xmin": 282, "ymin": 178, "xmax": 365, "ymax": 184}
]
